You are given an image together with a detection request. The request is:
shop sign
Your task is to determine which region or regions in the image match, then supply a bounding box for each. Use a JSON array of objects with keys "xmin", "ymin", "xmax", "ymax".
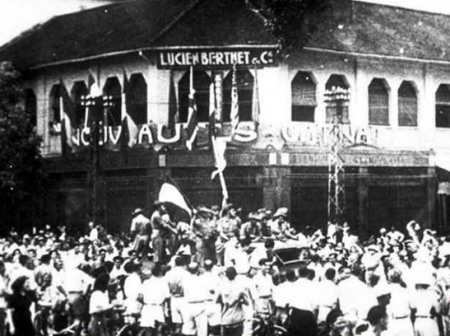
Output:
[{"xmin": 157, "ymin": 48, "xmax": 278, "ymax": 69}]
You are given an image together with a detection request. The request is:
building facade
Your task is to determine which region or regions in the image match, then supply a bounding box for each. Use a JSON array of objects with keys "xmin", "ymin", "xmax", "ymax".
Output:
[{"xmin": 1, "ymin": 0, "xmax": 449, "ymax": 236}]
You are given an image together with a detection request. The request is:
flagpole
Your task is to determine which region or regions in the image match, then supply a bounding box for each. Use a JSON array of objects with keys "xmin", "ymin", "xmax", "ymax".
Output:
[{"xmin": 190, "ymin": 65, "xmax": 193, "ymax": 95}]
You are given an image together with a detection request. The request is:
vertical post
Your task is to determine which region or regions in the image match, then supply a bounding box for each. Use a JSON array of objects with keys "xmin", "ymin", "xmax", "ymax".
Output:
[
  {"xmin": 325, "ymin": 87, "xmax": 350, "ymax": 227},
  {"xmin": 90, "ymin": 96, "xmax": 103, "ymax": 227},
  {"xmin": 358, "ymin": 167, "xmax": 369, "ymax": 238}
]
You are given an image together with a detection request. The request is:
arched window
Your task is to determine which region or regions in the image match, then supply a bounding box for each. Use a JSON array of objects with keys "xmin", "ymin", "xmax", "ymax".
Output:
[
  {"xmin": 368, "ymin": 78, "xmax": 389, "ymax": 126},
  {"xmin": 127, "ymin": 73, "xmax": 147, "ymax": 125},
  {"xmin": 49, "ymin": 84, "xmax": 62, "ymax": 123},
  {"xmin": 398, "ymin": 81, "xmax": 417, "ymax": 127},
  {"xmin": 71, "ymin": 81, "xmax": 88, "ymax": 128},
  {"xmin": 103, "ymin": 77, "xmax": 122, "ymax": 127},
  {"xmin": 24, "ymin": 89, "xmax": 37, "ymax": 128},
  {"xmin": 179, "ymin": 70, "xmax": 211, "ymax": 122},
  {"xmin": 291, "ymin": 71, "xmax": 316, "ymax": 122},
  {"xmin": 436, "ymin": 84, "xmax": 450, "ymax": 128},
  {"xmin": 223, "ymin": 69, "xmax": 254, "ymax": 122},
  {"xmin": 325, "ymin": 74, "xmax": 349, "ymax": 123}
]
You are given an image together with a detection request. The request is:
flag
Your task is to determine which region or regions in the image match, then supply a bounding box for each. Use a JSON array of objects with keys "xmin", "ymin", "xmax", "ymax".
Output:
[
  {"xmin": 120, "ymin": 70, "xmax": 139, "ymax": 148},
  {"xmin": 252, "ymin": 66, "xmax": 260, "ymax": 126},
  {"xmin": 59, "ymin": 80, "xmax": 74, "ymax": 150},
  {"xmin": 209, "ymin": 81, "xmax": 216, "ymax": 145},
  {"xmin": 168, "ymin": 71, "xmax": 178, "ymax": 135},
  {"xmin": 230, "ymin": 64, "xmax": 239, "ymax": 135},
  {"xmin": 158, "ymin": 181, "xmax": 192, "ymax": 223},
  {"xmin": 88, "ymin": 72, "xmax": 101, "ymax": 98},
  {"xmin": 185, "ymin": 66, "xmax": 198, "ymax": 150},
  {"xmin": 84, "ymin": 72, "xmax": 100, "ymax": 128},
  {"xmin": 211, "ymin": 137, "xmax": 227, "ymax": 180}
]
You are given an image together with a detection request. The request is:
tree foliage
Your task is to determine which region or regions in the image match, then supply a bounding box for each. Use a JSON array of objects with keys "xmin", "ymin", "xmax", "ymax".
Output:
[
  {"xmin": 249, "ymin": 0, "xmax": 351, "ymax": 57},
  {"xmin": 0, "ymin": 61, "xmax": 43, "ymax": 230}
]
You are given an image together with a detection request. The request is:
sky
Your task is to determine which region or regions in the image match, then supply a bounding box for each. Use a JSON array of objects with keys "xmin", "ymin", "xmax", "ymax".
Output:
[{"xmin": 1, "ymin": 0, "xmax": 450, "ymax": 46}]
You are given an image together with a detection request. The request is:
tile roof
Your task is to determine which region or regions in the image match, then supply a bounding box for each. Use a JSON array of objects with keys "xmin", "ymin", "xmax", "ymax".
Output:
[{"xmin": 2, "ymin": 0, "xmax": 450, "ymax": 70}]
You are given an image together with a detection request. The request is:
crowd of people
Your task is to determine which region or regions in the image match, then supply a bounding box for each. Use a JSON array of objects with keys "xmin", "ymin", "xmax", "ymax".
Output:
[{"xmin": 1, "ymin": 201, "xmax": 450, "ymax": 336}]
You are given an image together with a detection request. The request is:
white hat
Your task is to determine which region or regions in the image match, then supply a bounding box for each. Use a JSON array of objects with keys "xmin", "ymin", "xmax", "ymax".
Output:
[{"xmin": 273, "ymin": 207, "xmax": 288, "ymax": 218}]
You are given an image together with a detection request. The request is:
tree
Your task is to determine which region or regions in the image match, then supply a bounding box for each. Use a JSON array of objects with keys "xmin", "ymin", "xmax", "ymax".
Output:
[
  {"xmin": 248, "ymin": 0, "xmax": 351, "ymax": 57},
  {"xmin": 0, "ymin": 61, "xmax": 43, "ymax": 233}
]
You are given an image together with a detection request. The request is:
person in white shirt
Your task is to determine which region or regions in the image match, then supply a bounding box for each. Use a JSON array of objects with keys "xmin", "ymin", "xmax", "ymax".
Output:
[
  {"xmin": 182, "ymin": 262, "xmax": 208, "ymax": 336},
  {"xmin": 165, "ymin": 256, "xmax": 189, "ymax": 336},
  {"xmin": 411, "ymin": 273, "xmax": 440, "ymax": 336},
  {"xmin": 337, "ymin": 266, "xmax": 378, "ymax": 326},
  {"xmin": 250, "ymin": 259, "xmax": 273, "ymax": 317},
  {"xmin": 88, "ymin": 273, "xmax": 113, "ymax": 336},
  {"xmin": 316, "ymin": 267, "xmax": 339, "ymax": 325},
  {"xmin": 385, "ymin": 269, "xmax": 414, "ymax": 336},
  {"xmin": 287, "ymin": 266, "xmax": 318, "ymax": 336},
  {"xmin": 140, "ymin": 263, "xmax": 170, "ymax": 335},
  {"xmin": 122, "ymin": 262, "xmax": 142, "ymax": 323},
  {"xmin": 62, "ymin": 260, "xmax": 93, "ymax": 336},
  {"xmin": 217, "ymin": 266, "xmax": 249, "ymax": 336},
  {"xmin": 200, "ymin": 260, "xmax": 222, "ymax": 336}
]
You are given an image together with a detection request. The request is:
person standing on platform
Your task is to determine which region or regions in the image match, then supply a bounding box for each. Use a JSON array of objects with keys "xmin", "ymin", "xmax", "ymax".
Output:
[
  {"xmin": 216, "ymin": 204, "xmax": 242, "ymax": 265},
  {"xmin": 192, "ymin": 207, "xmax": 219, "ymax": 266},
  {"xmin": 150, "ymin": 201, "xmax": 169, "ymax": 263},
  {"xmin": 240, "ymin": 213, "xmax": 262, "ymax": 245},
  {"xmin": 130, "ymin": 208, "xmax": 152, "ymax": 258}
]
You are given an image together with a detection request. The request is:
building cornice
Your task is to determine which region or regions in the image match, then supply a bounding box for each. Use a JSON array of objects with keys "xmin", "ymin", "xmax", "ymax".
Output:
[
  {"xmin": 30, "ymin": 44, "xmax": 281, "ymax": 70},
  {"xmin": 304, "ymin": 47, "xmax": 450, "ymax": 66}
]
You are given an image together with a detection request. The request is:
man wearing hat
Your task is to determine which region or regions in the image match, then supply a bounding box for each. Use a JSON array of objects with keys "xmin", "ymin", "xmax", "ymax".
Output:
[
  {"xmin": 216, "ymin": 204, "xmax": 241, "ymax": 265},
  {"xmin": 192, "ymin": 206, "xmax": 220, "ymax": 266},
  {"xmin": 239, "ymin": 213, "xmax": 262, "ymax": 245},
  {"xmin": 130, "ymin": 207, "xmax": 152, "ymax": 258},
  {"xmin": 271, "ymin": 207, "xmax": 294, "ymax": 240},
  {"xmin": 150, "ymin": 201, "xmax": 171, "ymax": 263}
]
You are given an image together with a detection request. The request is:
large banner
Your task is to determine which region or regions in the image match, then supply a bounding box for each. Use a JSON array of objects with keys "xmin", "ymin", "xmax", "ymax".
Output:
[{"xmin": 66, "ymin": 121, "xmax": 259, "ymax": 150}]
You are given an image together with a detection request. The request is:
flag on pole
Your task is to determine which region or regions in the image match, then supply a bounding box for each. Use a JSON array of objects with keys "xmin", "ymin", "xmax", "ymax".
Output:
[
  {"xmin": 185, "ymin": 66, "xmax": 198, "ymax": 150},
  {"xmin": 211, "ymin": 137, "xmax": 227, "ymax": 180},
  {"xmin": 158, "ymin": 181, "xmax": 192, "ymax": 223},
  {"xmin": 59, "ymin": 80, "xmax": 74, "ymax": 150},
  {"xmin": 252, "ymin": 66, "xmax": 260, "ymax": 127},
  {"xmin": 230, "ymin": 64, "xmax": 239, "ymax": 135},
  {"xmin": 120, "ymin": 70, "xmax": 139, "ymax": 148},
  {"xmin": 168, "ymin": 71, "xmax": 178, "ymax": 135},
  {"xmin": 209, "ymin": 81, "xmax": 216, "ymax": 145},
  {"xmin": 84, "ymin": 72, "xmax": 101, "ymax": 128}
]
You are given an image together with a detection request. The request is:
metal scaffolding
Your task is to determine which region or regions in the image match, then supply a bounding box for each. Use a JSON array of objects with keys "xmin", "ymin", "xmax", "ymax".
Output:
[{"xmin": 325, "ymin": 86, "xmax": 350, "ymax": 225}]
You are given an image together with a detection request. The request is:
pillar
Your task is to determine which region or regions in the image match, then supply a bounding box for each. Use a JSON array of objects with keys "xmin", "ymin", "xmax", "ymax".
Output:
[{"xmin": 358, "ymin": 167, "xmax": 369, "ymax": 238}]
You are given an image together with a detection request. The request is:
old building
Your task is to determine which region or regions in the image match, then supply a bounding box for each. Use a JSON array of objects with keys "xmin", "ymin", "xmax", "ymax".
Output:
[{"xmin": 1, "ymin": 0, "xmax": 449, "ymax": 236}]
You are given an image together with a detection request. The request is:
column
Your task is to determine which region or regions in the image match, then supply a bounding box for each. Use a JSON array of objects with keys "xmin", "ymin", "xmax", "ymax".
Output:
[{"xmin": 427, "ymin": 165, "xmax": 437, "ymax": 229}]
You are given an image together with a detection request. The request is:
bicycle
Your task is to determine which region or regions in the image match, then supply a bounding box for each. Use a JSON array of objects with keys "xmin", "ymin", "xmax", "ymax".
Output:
[{"xmin": 251, "ymin": 314, "xmax": 287, "ymax": 336}]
